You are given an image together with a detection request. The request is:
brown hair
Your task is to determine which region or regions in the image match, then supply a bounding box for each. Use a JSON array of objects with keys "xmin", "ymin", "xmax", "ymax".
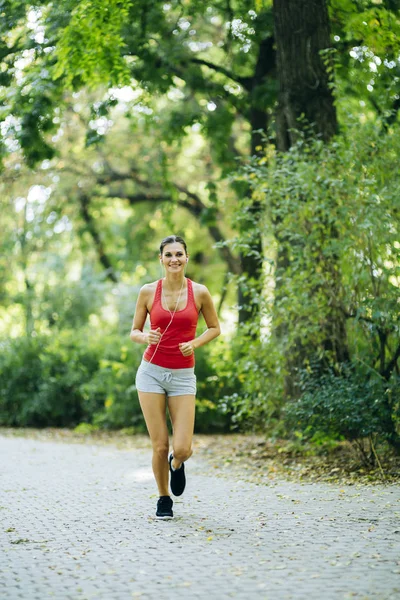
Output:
[{"xmin": 159, "ymin": 235, "xmax": 188, "ymax": 256}]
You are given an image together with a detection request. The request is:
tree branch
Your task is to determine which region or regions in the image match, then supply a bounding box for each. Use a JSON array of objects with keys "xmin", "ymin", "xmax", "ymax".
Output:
[
  {"xmin": 119, "ymin": 188, "xmax": 240, "ymax": 275},
  {"xmin": 128, "ymin": 57, "xmax": 250, "ymax": 118},
  {"xmin": 94, "ymin": 168, "xmax": 240, "ymax": 275},
  {"xmin": 253, "ymin": 35, "xmax": 276, "ymax": 84},
  {"xmin": 383, "ymin": 342, "xmax": 400, "ymax": 381},
  {"xmin": 342, "ymin": 308, "xmax": 373, "ymax": 324},
  {"xmin": 78, "ymin": 193, "xmax": 118, "ymax": 283},
  {"xmin": 189, "ymin": 58, "xmax": 252, "ymax": 91},
  {"xmin": 217, "ymin": 270, "xmax": 230, "ymax": 316}
]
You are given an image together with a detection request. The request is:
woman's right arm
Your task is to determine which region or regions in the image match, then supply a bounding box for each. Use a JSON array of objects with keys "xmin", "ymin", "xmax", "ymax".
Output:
[{"xmin": 130, "ymin": 286, "xmax": 150, "ymax": 345}]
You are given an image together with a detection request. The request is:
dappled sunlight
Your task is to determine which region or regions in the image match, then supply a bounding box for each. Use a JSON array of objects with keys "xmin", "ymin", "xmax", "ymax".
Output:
[{"xmin": 125, "ymin": 467, "xmax": 154, "ymax": 483}]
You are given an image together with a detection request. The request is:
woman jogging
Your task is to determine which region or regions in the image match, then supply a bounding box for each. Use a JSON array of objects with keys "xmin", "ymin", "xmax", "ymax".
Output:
[{"xmin": 130, "ymin": 235, "xmax": 221, "ymax": 519}]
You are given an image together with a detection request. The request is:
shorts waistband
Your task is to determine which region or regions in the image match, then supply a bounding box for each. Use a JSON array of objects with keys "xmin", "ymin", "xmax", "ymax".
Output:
[{"xmin": 140, "ymin": 359, "xmax": 195, "ymax": 376}]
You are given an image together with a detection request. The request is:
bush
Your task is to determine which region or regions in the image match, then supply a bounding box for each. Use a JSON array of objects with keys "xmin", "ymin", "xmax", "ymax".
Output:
[
  {"xmin": 0, "ymin": 331, "xmax": 143, "ymax": 428},
  {"xmin": 0, "ymin": 331, "xmax": 230, "ymax": 432},
  {"xmin": 222, "ymin": 122, "xmax": 400, "ymax": 439},
  {"xmin": 212, "ymin": 329, "xmax": 286, "ymax": 433},
  {"xmin": 284, "ymin": 365, "xmax": 400, "ymax": 452}
]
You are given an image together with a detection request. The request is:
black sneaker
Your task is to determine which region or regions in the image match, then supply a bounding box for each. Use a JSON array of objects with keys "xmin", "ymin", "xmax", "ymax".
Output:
[
  {"xmin": 156, "ymin": 496, "xmax": 173, "ymax": 519},
  {"xmin": 169, "ymin": 453, "xmax": 186, "ymax": 496}
]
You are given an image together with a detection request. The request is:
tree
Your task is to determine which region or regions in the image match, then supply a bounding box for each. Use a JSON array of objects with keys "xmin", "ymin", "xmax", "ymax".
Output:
[
  {"xmin": 1, "ymin": 0, "xmax": 279, "ymax": 327},
  {"xmin": 2, "ymin": 1, "xmax": 399, "ymax": 331},
  {"xmin": 272, "ymin": 0, "xmax": 350, "ymax": 394}
]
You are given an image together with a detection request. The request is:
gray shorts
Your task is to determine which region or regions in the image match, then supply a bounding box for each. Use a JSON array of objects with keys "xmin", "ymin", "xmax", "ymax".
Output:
[{"xmin": 135, "ymin": 360, "xmax": 196, "ymax": 397}]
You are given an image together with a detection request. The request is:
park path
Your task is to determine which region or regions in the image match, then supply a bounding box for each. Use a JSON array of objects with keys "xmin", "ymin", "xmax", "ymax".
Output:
[{"xmin": 0, "ymin": 434, "xmax": 399, "ymax": 600}]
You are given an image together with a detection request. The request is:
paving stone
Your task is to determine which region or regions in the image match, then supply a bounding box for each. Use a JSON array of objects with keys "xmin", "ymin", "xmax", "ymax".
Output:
[{"xmin": 0, "ymin": 435, "xmax": 399, "ymax": 600}]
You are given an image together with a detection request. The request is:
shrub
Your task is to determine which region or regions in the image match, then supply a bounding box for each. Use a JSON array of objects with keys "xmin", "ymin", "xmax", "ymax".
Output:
[
  {"xmin": 0, "ymin": 331, "xmax": 230, "ymax": 432},
  {"xmin": 222, "ymin": 122, "xmax": 400, "ymax": 439},
  {"xmin": 284, "ymin": 365, "xmax": 400, "ymax": 461},
  {"xmin": 213, "ymin": 330, "xmax": 285, "ymax": 433},
  {"xmin": 1, "ymin": 333, "xmax": 112, "ymax": 426}
]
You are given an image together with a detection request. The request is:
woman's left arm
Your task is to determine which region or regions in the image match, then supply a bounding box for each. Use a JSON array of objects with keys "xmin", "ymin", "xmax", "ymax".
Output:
[{"xmin": 179, "ymin": 285, "xmax": 221, "ymax": 356}]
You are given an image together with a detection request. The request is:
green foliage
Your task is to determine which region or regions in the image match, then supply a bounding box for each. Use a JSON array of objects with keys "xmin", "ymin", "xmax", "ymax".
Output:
[
  {"xmin": 1, "ymin": 0, "xmax": 271, "ymax": 171},
  {"xmin": 0, "ymin": 332, "xmax": 103, "ymax": 427},
  {"xmin": 0, "ymin": 332, "xmax": 229, "ymax": 432},
  {"xmin": 217, "ymin": 333, "xmax": 285, "ymax": 432},
  {"xmin": 221, "ymin": 120, "xmax": 400, "ymax": 439},
  {"xmin": 194, "ymin": 344, "xmax": 232, "ymax": 432},
  {"xmin": 284, "ymin": 365, "xmax": 399, "ymax": 443},
  {"xmin": 53, "ymin": 0, "xmax": 133, "ymax": 88},
  {"xmin": 40, "ymin": 267, "xmax": 110, "ymax": 330},
  {"xmin": 330, "ymin": 0, "xmax": 400, "ymax": 122},
  {"xmin": 261, "ymin": 122, "xmax": 399, "ymax": 372},
  {"xmin": 2, "ymin": 0, "xmax": 400, "ymax": 447},
  {"xmin": 0, "ymin": 331, "xmax": 145, "ymax": 428}
]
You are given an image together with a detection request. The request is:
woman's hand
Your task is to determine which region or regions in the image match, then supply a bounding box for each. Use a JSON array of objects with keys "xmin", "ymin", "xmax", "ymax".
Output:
[
  {"xmin": 147, "ymin": 327, "xmax": 161, "ymax": 345},
  {"xmin": 179, "ymin": 341, "xmax": 195, "ymax": 356}
]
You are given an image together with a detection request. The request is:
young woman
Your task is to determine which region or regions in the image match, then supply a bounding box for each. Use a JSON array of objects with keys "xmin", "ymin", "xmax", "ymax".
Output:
[{"xmin": 130, "ymin": 235, "xmax": 221, "ymax": 519}]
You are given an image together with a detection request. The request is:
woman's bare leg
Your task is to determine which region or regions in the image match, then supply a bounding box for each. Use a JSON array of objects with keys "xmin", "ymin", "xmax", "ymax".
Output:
[
  {"xmin": 167, "ymin": 395, "xmax": 196, "ymax": 469},
  {"xmin": 138, "ymin": 391, "xmax": 170, "ymax": 496}
]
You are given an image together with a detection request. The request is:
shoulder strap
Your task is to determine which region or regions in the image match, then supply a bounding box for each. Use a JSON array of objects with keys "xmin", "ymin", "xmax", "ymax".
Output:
[
  {"xmin": 187, "ymin": 278, "xmax": 195, "ymax": 305},
  {"xmin": 151, "ymin": 279, "xmax": 162, "ymax": 310}
]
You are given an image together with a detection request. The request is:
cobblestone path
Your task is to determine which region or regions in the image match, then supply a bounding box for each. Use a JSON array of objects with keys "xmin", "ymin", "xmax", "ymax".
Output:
[{"xmin": 0, "ymin": 435, "xmax": 399, "ymax": 600}]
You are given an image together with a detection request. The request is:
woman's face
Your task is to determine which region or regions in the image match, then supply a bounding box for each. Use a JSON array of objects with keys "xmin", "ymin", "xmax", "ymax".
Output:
[{"xmin": 160, "ymin": 242, "xmax": 188, "ymax": 273}]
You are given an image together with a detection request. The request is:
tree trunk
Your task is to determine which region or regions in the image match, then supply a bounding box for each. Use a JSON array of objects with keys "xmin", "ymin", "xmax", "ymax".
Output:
[
  {"xmin": 21, "ymin": 203, "xmax": 35, "ymax": 337},
  {"xmin": 273, "ymin": 0, "xmax": 349, "ymax": 393},
  {"xmin": 274, "ymin": 0, "xmax": 337, "ymax": 151},
  {"xmin": 238, "ymin": 35, "xmax": 275, "ymax": 327},
  {"xmin": 237, "ymin": 106, "xmax": 265, "ymax": 327},
  {"xmin": 78, "ymin": 193, "xmax": 119, "ymax": 284}
]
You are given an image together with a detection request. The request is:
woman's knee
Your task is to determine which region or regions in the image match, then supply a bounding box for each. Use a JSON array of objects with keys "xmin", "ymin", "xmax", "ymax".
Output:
[
  {"xmin": 173, "ymin": 445, "xmax": 193, "ymax": 463},
  {"xmin": 152, "ymin": 442, "xmax": 169, "ymax": 460}
]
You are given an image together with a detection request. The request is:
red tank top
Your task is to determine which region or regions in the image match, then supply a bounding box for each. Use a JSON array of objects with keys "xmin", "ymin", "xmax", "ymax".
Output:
[{"xmin": 143, "ymin": 278, "xmax": 199, "ymax": 368}]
